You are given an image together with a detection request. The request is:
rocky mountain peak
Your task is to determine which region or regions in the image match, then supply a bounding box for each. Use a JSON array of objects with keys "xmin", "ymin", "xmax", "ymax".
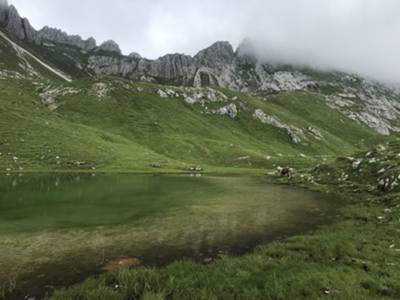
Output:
[
  {"xmin": 195, "ymin": 41, "xmax": 234, "ymax": 67},
  {"xmin": 0, "ymin": 3, "xmax": 35, "ymax": 40},
  {"xmin": 86, "ymin": 37, "xmax": 97, "ymax": 50},
  {"xmin": 5, "ymin": 5, "xmax": 26, "ymax": 39},
  {"xmin": 0, "ymin": 4, "xmax": 97, "ymax": 50},
  {"xmin": 98, "ymin": 40, "xmax": 121, "ymax": 54}
]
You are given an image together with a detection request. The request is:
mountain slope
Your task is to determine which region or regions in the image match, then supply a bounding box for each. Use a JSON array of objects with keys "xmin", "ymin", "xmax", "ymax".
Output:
[
  {"xmin": 0, "ymin": 75, "xmax": 386, "ymax": 172},
  {"xmin": 0, "ymin": 1, "xmax": 397, "ymax": 173},
  {"xmin": 0, "ymin": 0, "xmax": 399, "ymax": 138},
  {"xmin": 0, "ymin": 30, "xmax": 71, "ymax": 81}
]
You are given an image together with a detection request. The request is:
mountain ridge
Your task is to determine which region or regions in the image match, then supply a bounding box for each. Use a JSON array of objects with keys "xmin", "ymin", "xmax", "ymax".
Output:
[{"xmin": 0, "ymin": 2, "xmax": 400, "ymax": 137}]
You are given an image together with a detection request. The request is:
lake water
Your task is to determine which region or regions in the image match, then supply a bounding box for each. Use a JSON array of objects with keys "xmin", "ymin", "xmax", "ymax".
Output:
[{"xmin": 0, "ymin": 174, "xmax": 339, "ymax": 298}]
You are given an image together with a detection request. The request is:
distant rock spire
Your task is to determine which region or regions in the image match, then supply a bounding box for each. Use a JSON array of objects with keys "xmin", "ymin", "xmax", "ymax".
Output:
[
  {"xmin": 98, "ymin": 40, "xmax": 122, "ymax": 54},
  {"xmin": 194, "ymin": 41, "xmax": 234, "ymax": 67}
]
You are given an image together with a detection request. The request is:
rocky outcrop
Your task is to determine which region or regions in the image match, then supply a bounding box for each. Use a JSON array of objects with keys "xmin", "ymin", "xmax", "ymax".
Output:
[
  {"xmin": 84, "ymin": 41, "xmax": 242, "ymax": 90},
  {"xmin": 0, "ymin": 2, "xmax": 97, "ymax": 50},
  {"xmin": 307, "ymin": 127, "xmax": 323, "ymax": 140},
  {"xmin": 90, "ymin": 53, "xmax": 198, "ymax": 84},
  {"xmin": 39, "ymin": 85, "xmax": 80, "ymax": 110},
  {"xmin": 326, "ymin": 82, "xmax": 400, "ymax": 136},
  {"xmin": 194, "ymin": 41, "xmax": 234, "ymax": 67},
  {"xmin": 141, "ymin": 54, "xmax": 196, "ymax": 83},
  {"xmin": 5, "ymin": 5, "xmax": 25, "ymax": 39},
  {"xmin": 98, "ymin": 40, "xmax": 121, "ymax": 54},
  {"xmin": 183, "ymin": 87, "xmax": 228, "ymax": 105},
  {"xmin": 214, "ymin": 103, "xmax": 238, "ymax": 119},
  {"xmin": 36, "ymin": 26, "xmax": 96, "ymax": 51},
  {"xmin": 89, "ymin": 82, "xmax": 113, "ymax": 100},
  {"xmin": 0, "ymin": 4, "xmax": 36, "ymax": 40},
  {"xmin": 253, "ymin": 109, "xmax": 305, "ymax": 144},
  {"xmin": 82, "ymin": 37, "xmax": 319, "ymax": 95},
  {"xmin": 88, "ymin": 55, "xmax": 137, "ymax": 76}
]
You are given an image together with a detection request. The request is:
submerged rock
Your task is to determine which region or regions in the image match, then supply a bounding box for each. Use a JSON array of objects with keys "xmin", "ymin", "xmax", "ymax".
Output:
[{"xmin": 102, "ymin": 258, "xmax": 140, "ymax": 272}]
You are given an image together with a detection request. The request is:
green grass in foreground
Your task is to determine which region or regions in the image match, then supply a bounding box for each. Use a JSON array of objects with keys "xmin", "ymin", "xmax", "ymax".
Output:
[{"xmin": 49, "ymin": 141, "xmax": 400, "ymax": 300}]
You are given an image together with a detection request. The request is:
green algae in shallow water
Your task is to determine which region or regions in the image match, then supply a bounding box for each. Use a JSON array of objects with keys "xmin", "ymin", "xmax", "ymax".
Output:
[{"xmin": 0, "ymin": 174, "xmax": 339, "ymax": 298}]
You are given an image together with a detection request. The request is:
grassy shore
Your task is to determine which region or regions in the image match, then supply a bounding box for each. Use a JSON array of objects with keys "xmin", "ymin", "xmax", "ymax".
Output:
[{"xmin": 48, "ymin": 141, "xmax": 400, "ymax": 300}]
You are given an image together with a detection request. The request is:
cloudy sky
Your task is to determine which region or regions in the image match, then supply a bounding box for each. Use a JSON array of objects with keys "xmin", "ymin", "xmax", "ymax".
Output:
[{"xmin": 9, "ymin": 0, "xmax": 400, "ymax": 84}]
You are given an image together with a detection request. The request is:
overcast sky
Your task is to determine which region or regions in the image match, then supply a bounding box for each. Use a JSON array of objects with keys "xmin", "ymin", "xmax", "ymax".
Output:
[{"xmin": 8, "ymin": 0, "xmax": 400, "ymax": 84}]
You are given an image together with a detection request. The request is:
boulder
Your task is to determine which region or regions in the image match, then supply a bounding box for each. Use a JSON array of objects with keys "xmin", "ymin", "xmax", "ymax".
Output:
[
  {"xmin": 352, "ymin": 159, "xmax": 363, "ymax": 170},
  {"xmin": 215, "ymin": 103, "xmax": 238, "ymax": 119}
]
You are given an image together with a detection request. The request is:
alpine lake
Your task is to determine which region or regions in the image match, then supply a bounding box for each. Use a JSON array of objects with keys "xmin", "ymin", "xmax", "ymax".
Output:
[{"xmin": 0, "ymin": 173, "xmax": 340, "ymax": 298}]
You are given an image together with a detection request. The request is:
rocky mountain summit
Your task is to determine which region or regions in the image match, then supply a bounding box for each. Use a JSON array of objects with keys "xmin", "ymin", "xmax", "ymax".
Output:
[
  {"xmin": 0, "ymin": 0, "xmax": 400, "ymax": 136},
  {"xmin": 0, "ymin": 0, "xmax": 98, "ymax": 50}
]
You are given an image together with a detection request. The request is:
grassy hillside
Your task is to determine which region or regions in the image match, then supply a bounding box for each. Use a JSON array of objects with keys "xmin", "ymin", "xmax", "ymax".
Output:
[
  {"xmin": 0, "ymin": 29, "xmax": 393, "ymax": 173},
  {"xmin": 0, "ymin": 76, "xmax": 386, "ymax": 173}
]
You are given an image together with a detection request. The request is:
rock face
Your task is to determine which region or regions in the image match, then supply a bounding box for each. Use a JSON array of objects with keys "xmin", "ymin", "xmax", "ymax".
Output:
[
  {"xmin": 0, "ymin": 3, "xmax": 96, "ymax": 50},
  {"xmin": 194, "ymin": 41, "xmax": 234, "ymax": 67},
  {"xmin": 82, "ymin": 38, "xmax": 320, "ymax": 96},
  {"xmin": 143, "ymin": 54, "xmax": 196, "ymax": 83},
  {"xmin": 86, "ymin": 41, "xmax": 240, "ymax": 88},
  {"xmin": 326, "ymin": 81, "xmax": 400, "ymax": 136},
  {"xmin": 36, "ymin": 26, "xmax": 96, "ymax": 51},
  {"xmin": 88, "ymin": 55, "xmax": 137, "ymax": 77},
  {"xmin": 0, "ymin": 4, "xmax": 36, "ymax": 40},
  {"xmin": 5, "ymin": 5, "xmax": 24, "ymax": 39}
]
